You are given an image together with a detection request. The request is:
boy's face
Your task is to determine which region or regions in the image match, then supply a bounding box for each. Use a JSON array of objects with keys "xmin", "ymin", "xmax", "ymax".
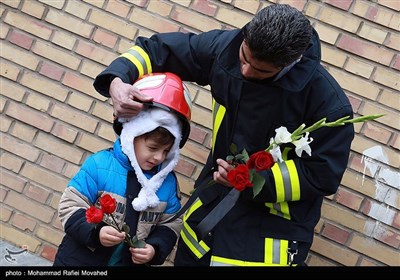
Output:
[{"xmin": 134, "ymin": 135, "xmax": 173, "ymax": 170}]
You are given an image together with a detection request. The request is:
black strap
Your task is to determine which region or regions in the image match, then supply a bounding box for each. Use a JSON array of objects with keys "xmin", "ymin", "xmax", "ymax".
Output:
[
  {"xmin": 195, "ymin": 188, "xmax": 239, "ymax": 240},
  {"xmin": 160, "ymin": 180, "xmax": 240, "ymax": 241},
  {"xmin": 159, "ymin": 180, "xmax": 213, "ymax": 225}
]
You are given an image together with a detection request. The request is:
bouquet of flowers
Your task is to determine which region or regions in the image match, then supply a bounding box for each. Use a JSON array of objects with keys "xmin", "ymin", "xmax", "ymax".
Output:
[
  {"xmin": 226, "ymin": 114, "xmax": 384, "ymax": 197},
  {"xmin": 86, "ymin": 193, "xmax": 145, "ymax": 248}
]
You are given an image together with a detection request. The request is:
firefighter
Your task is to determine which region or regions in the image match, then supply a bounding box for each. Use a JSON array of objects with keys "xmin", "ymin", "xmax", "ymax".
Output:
[{"xmin": 93, "ymin": 4, "xmax": 354, "ymax": 266}]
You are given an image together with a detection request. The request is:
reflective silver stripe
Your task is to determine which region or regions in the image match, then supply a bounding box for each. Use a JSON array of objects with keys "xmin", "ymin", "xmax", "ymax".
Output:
[
  {"xmin": 278, "ymin": 162, "xmax": 293, "ymax": 201},
  {"xmin": 210, "ymin": 260, "xmax": 235, "ymax": 266},
  {"xmin": 272, "ymin": 239, "xmax": 280, "ymax": 264},
  {"xmin": 181, "ymin": 225, "xmax": 208, "ymax": 256},
  {"xmin": 271, "ymin": 203, "xmax": 284, "ymax": 218},
  {"xmin": 126, "ymin": 48, "xmax": 148, "ymax": 74}
]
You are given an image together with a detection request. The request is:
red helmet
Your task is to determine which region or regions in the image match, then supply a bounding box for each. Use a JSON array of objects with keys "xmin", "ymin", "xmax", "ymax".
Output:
[{"xmin": 114, "ymin": 72, "xmax": 192, "ymax": 148}]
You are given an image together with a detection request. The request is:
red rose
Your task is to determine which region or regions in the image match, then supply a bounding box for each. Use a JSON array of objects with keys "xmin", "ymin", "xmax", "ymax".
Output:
[
  {"xmin": 99, "ymin": 194, "xmax": 117, "ymax": 214},
  {"xmin": 227, "ymin": 164, "xmax": 253, "ymax": 191},
  {"xmin": 247, "ymin": 151, "xmax": 274, "ymax": 171},
  {"xmin": 86, "ymin": 206, "xmax": 104, "ymax": 224}
]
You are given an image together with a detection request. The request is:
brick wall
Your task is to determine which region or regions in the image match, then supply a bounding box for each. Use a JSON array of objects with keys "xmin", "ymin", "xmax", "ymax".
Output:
[{"xmin": 1, "ymin": 0, "xmax": 399, "ymax": 266}]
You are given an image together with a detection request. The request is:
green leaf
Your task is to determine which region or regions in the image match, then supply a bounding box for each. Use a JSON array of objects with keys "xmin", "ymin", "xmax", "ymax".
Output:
[
  {"xmin": 252, "ymin": 172, "xmax": 265, "ymax": 198},
  {"xmin": 230, "ymin": 143, "xmax": 238, "ymax": 155},
  {"xmin": 122, "ymin": 224, "xmax": 130, "ymax": 234},
  {"xmin": 241, "ymin": 148, "xmax": 250, "ymax": 162},
  {"xmin": 130, "ymin": 235, "xmax": 146, "ymax": 248},
  {"xmin": 226, "ymin": 155, "xmax": 234, "ymax": 162}
]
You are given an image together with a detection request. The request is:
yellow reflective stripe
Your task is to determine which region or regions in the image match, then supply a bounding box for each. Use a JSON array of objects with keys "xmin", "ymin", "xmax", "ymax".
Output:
[
  {"xmin": 264, "ymin": 238, "xmax": 288, "ymax": 265},
  {"xmin": 183, "ymin": 198, "xmax": 202, "ymax": 221},
  {"xmin": 271, "ymin": 160, "xmax": 300, "ymax": 202},
  {"xmin": 179, "ymin": 198, "xmax": 210, "ymax": 259},
  {"xmin": 265, "ymin": 238, "xmax": 287, "ymax": 265},
  {"xmin": 265, "ymin": 238, "xmax": 273, "ymax": 263},
  {"xmin": 210, "ymin": 239, "xmax": 290, "ymax": 266},
  {"xmin": 119, "ymin": 46, "xmax": 152, "ymax": 77},
  {"xmin": 268, "ymin": 160, "xmax": 300, "ymax": 219},
  {"xmin": 279, "ymin": 239, "xmax": 289, "ymax": 265},
  {"xmin": 271, "ymin": 163, "xmax": 285, "ymax": 202},
  {"xmin": 286, "ymin": 160, "xmax": 300, "ymax": 201},
  {"xmin": 264, "ymin": 202, "xmax": 290, "ymax": 220},
  {"xmin": 211, "ymin": 99, "xmax": 226, "ymax": 155},
  {"xmin": 211, "ymin": 256, "xmax": 268, "ymax": 266},
  {"xmin": 180, "ymin": 224, "xmax": 210, "ymax": 259}
]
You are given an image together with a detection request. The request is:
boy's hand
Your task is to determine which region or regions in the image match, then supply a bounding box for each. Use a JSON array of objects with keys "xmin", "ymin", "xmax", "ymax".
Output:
[
  {"xmin": 129, "ymin": 243, "xmax": 155, "ymax": 264},
  {"xmin": 99, "ymin": 225, "xmax": 125, "ymax": 247}
]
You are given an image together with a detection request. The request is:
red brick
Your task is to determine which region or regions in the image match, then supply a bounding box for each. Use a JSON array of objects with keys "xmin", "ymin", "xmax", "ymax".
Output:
[
  {"xmin": 12, "ymin": 213, "xmax": 36, "ymax": 232},
  {"xmin": 365, "ymin": 5, "xmax": 378, "ymax": 21},
  {"xmin": 6, "ymin": 102, "xmax": 54, "ymax": 132},
  {"xmin": 393, "ymin": 55, "xmax": 400, "ymax": 71},
  {"xmin": 321, "ymin": 222, "xmax": 351, "ymax": 244},
  {"xmin": 0, "ymin": 188, "xmax": 7, "ymax": 203},
  {"xmin": 9, "ymin": 30, "xmax": 34, "ymax": 50},
  {"xmin": 389, "ymin": 133, "xmax": 399, "ymax": 150},
  {"xmin": 25, "ymin": 183, "xmax": 51, "ymax": 203},
  {"xmin": 326, "ymin": 0, "xmax": 353, "ymax": 11},
  {"xmin": 39, "ymin": 154, "xmax": 65, "ymax": 174},
  {"xmin": 335, "ymin": 187, "xmax": 364, "ymax": 211},
  {"xmin": 393, "ymin": 212, "xmax": 400, "ymax": 229},
  {"xmin": 189, "ymin": 125, "xmax": 208, "ymax": 145},
  {"xmin": 373, "ymin": 224, "xmax": 400, "ymax": 248},
  {"xmin": 347, "ymin": 95, "xmax": 361, "ymax": 113},
  {"xmin": 39, "ymin": 62, "xmax": 64, "ymax": 81},
  {"xmin": 337, "ymin": 35, "xmax": 393, "ymax": 66},
  {"xmin": 105, "ymin": 0, "xmax": 131, "ymax": 18},
  {"xmin": 191, "ymin": 0, "xmax": 218, "ymax": 16},
  {"xmin": 41, "ymin": 244, "xmax": 57, "ymax": 262},
  {"xmin": 175, "ymin": 158, "xmax": 196, "ymax": 177},
  {"xmin": 93, "ymin": 29, "xmax": 118, "ymax": 49},
  {"xmin": 363, "ymin": 122, "xmax": 392, "ymax": 144}
]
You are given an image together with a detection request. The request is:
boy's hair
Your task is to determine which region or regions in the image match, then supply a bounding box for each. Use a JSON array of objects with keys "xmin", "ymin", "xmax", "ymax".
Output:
[
  {"xmin": 142, "ymin": 127, "xmax": 175, "ymax": 146},
  {"xmin": 242, "ymin": 4, "xmax": 312, "ymax": 68}
]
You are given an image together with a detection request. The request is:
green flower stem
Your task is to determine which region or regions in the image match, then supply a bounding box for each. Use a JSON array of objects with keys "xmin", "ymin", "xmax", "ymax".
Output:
[
  {"xmin": 108, "ymin": 213, "xmax": 134, "ymax": 247},
  {"xmin": 265, "ymin": 114, "xmax": 383, "ymax": 152}
]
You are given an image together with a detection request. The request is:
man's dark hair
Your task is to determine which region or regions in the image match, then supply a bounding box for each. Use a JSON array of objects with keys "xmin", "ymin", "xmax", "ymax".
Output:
[
  {"xmin": 143, "ymin": 127, "xmax": 175, "ymax": 146},
  {"xmin": 243, "ymin": 4, "xmax": 313, "ymax": 68}
]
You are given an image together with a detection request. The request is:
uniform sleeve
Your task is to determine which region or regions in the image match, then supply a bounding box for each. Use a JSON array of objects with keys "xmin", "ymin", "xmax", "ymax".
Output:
[
  {"xmin": 93, "ymin": 30, "xmax": 226, "ymax": 97},
  {"xmin": 246, "ymin": 107, "xmax": 355, "ymax": 204}
]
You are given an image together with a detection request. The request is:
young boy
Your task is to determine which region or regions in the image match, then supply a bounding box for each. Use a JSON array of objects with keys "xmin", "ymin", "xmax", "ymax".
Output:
[{"xmin": 53, "ymin": 73, "xmax": 192, "ymax": 266}]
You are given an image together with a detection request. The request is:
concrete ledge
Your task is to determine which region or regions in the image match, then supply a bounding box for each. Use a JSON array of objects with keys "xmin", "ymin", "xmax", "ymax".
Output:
[{"xmin": 0, "ymin": 240, "xmax": 53, "ymax": 266}]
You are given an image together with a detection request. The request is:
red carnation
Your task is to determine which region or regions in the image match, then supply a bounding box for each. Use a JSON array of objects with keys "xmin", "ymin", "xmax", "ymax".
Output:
[
  {"xmin": 227, "ymin": 164, "xmax": 253, "ymax": 191},
  {"xmin": 99, "ymin": 194, "xmax": 117, "ymax": 214},
  {"xmin": 86, "ymin": 205, "xmax": 104, "ymax": 224}
]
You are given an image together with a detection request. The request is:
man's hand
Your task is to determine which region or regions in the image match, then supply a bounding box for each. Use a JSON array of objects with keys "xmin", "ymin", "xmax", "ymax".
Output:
[
  {"xmin": 109, "ymin": 77, "xmax": 153, "ymax": 118},
  {"xmin": 213, "ymin": 159, "xmax": 234, "ymax": 187}
]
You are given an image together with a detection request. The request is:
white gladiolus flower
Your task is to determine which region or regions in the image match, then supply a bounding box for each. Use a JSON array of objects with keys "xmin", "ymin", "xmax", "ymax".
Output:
[
  {"xmin": 273, "ymin": 126, "xmax": 292, "ymax": 144},
  {"xmin": 293, "ymin": 132, "xmax": 313, "ymax": 157}
]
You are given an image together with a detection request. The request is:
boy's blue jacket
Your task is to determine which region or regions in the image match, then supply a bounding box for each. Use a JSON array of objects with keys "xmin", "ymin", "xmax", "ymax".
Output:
[{"xmin": 53, "ymin": 139, "xmax": 182, "ymax": 266}]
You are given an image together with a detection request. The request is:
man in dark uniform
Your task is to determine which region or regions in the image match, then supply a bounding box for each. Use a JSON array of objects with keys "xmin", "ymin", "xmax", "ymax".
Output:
[{"xmin": 93, "ymin": 4, "xmax": 355, "ymax": 266}]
